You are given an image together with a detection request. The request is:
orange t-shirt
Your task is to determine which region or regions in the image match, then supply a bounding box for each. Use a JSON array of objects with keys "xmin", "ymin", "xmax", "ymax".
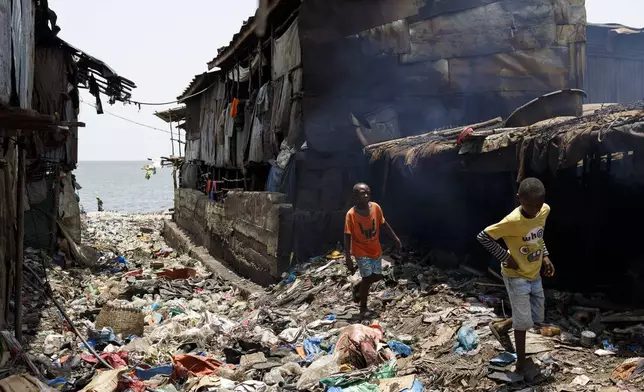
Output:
[{"xmin": 344, "ymin": 202, "xmax": 385, "ymax": 259}]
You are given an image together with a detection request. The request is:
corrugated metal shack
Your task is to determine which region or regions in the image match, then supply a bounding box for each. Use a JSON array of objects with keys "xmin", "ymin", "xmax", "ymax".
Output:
[
  {"xmin": 178, "ymin": 0, "xmax": 587, "ymax": 263},
  {"xmin": 364, "ymin": 95, "xmax": 644, "ymax": 298},
  {"xmin": 0, "ymin": 0, "xmax": 135, "ymax": 332},
  {"xmin": 585, "ymin": 23, "xmax": 644, "ymax": 104},
  {"xmin": 293, "ymin": 0, "xmax": 586, "ymax": 259}
]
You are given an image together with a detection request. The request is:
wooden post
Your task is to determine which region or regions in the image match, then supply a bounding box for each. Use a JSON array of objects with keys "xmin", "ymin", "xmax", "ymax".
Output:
[
  {"xmin": 169, "ymin": 113, "xmax": 176, "ymax": 156},
  {"xmin": 170, "ymin": 113, "xmax": 177, "ymax": 189},
  {"xmin": 49, "ymin": 164, "xmax": 61, "ymax": 253},
  {"xmin": 14, "ymin": 139, "xmax": 25, "ymax": 342},
  {"xmin": 178, "ymin": 126, "xmax": 182, "ymax": 158}
]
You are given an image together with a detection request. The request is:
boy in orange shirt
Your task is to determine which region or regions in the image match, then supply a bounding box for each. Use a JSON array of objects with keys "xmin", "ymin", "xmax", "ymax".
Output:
[{"xmin": 345, "ymin": 183, "xmax": 401, "ymax": 318}]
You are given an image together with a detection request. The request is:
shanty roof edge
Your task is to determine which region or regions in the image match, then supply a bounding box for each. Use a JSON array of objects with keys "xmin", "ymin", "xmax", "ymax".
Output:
[
  {"xmin": 177, "ymin": 70, "xmax": 220, "ymax": 101},
  {"xmin": 58, "ymin": 37, "xmax": 137, "ymax": 103},
  {"xmin": 206, "ymin": 0, "xmax": 297, "ymax": 70},
  {"xmin": 365, "ymin": 102, "xmax": 644, "ymax": 169},
  {"xmin": 588, "ymin": 22, "xmax": 644, "ymax": 34},
  {"xmin": 154, "ymin": 106, "xmax": 187, "ymax": 123}
]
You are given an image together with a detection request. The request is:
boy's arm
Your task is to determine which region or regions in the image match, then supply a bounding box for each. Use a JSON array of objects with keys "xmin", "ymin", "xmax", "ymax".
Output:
[
  {"xmin": 477, "ymin": 231, "xmax": 509, "ymax": 262},
  {"xmin": 477, "ymin": 231, "xmax": 519, "ymax": 270},
  {"xmin": 541, "ymin": 241, "xmax": 555, "ymax": 277},
  {"xmin": 382, "ymin": 221, "xmax": 402, "ymax": 250},
  {"xmin": 344, "ymin": 233, "xmax": 355, "ymax": 273}
]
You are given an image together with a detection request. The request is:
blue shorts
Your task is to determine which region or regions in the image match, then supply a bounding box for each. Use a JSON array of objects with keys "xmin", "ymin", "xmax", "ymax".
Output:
[
  {"xmin": 357, "ymin": 257, "xmax": 382, "ymax": 278},
  {"xmin": 503, "ymin": 276, "xmax": 545, "ymax": 331}
]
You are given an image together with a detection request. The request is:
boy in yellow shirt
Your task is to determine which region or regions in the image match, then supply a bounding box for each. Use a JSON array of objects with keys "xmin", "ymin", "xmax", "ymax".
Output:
[{"xmin": 477, "ymin": 178, "xmax": 555, "ymax": 375}]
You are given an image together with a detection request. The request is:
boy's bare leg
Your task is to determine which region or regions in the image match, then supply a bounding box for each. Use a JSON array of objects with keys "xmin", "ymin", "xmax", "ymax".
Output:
[
  {"xmin": 514, "ymin": 329, "xmax": 528, "ymax": 371},
  {"xmin": 359, "ymin": 274, "xmax": 383, "ymax": 316}
]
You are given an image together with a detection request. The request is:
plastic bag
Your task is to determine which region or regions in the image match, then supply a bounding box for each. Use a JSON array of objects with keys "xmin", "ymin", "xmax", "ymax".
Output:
[
  {"xmin": 304, "ymin": 337, "xmax": 323, "ymax": 361},
  {"xmin": 296, "ymin": 354, "xmax": 341, "ymax": 390},
  {"xmin": 453, "ymin": 325, "xmax": 479, "ymax": 355},
  {"xmin": 387, "ymin": 341, "xmax": 412, "ymax": 357}
]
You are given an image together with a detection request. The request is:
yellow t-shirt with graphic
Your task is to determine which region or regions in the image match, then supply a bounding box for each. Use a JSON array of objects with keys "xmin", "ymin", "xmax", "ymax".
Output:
[{"xmin": 485, "ymin": 204, "xmax": 550, "ymax": 281}]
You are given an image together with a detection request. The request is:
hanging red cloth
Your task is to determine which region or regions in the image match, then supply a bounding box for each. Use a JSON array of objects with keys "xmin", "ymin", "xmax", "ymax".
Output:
[
  {"xmin": 231, "ymin": 98, "xmax": 240, "ymax": 117},
  {"xmin": 206, "ymin": 180, "xmax": 212, "ymax": 196}
]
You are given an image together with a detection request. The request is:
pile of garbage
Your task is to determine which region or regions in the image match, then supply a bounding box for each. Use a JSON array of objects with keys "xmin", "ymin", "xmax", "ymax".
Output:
[{"xmin": 3, "ymin": 213, "xmax": 643, "ymax": 392}]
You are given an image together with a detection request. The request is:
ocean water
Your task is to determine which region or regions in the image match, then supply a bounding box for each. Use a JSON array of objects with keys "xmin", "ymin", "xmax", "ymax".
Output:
[{"xmin": 75, "ymin": 161, "xmax": 174, "ymax": 213}]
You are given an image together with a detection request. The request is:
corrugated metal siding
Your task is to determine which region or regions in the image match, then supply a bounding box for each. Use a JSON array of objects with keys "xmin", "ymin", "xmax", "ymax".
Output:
[
  {"xmin": 0, "ymin": 0, "xmax": 10, "ymax": 103},
  {"xmin": 585, "ymin": 57, "xmax": 644, "ymax": 104},
  {"xmin": 585, "ymin": 24, "xmax": 644, "ymax": 104},
  {"xmin": 11, "ymin": 0, "xmax": 34, "ymax": 109}
]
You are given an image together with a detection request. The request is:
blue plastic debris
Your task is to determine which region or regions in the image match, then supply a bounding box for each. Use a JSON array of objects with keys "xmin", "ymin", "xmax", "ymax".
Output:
[
  {"xmin": 304, "ymin": 337, "xmax": 323, "ymax": 361},
  {"xmin": 402, "ymin": 380, "xmax": 424, "ymax": 392},
  {"xmin": 285, "ymin": 272, "xmax": 296, "ymax": 284},
  {"xmin": 603, "ymin": 339, "xmax": 618, "ymax": 353},
  {"xmin": 88, "ymin": 327, "xmax": 116, "ymax": 344},
  {"xmin": 453, "ymin": 325, "xmax": 479, "ymax": 355},
  {"xmin": 46, "ymin": 377, "xmax": 68, "ymax": 390},
  {"xmin": 325, "ymin": 314, "xmax": 337, "ymax": 321},
  {"xmin": 135, "ymin": 365, "xmax": 174, "ymax": 380},
  {"xmin": 116, "ymin": 256, "xmax": 127, "ymax": 264},
  {"xmin": 490, "ymin": 352, "xmax": 517, "ymax": 366},
  {"xmin": 387, "ymin": 340, "xmax": 412, "ymax": 357}
]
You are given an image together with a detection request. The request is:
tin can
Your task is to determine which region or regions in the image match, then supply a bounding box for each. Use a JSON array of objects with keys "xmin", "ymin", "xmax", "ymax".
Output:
[{"xmin": 581, "ymin": 330, "xmax": 597, "ymax": 347}]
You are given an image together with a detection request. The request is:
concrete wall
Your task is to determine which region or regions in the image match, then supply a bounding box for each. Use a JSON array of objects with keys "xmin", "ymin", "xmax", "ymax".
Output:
[{"xmin": 174, "ymin": 189, "xmax": 293, "ymax": 286}]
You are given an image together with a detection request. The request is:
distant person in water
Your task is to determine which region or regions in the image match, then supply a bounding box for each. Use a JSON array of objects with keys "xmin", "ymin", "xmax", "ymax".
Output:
[
  {"xmin": 344, "ymin": 183, "xmax": 401, "ymax": 319},
  {"xmin": 96, "ymin": 196, "xmax": 104, "ymax": 212}
]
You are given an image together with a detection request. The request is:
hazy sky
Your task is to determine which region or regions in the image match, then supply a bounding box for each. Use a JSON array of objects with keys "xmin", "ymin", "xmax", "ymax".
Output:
[{"xmin": 50, "ymin": 0, "xmax": 643, "ymax": 161}]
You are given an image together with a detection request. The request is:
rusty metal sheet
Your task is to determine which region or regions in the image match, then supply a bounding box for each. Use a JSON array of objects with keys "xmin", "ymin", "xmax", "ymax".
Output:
[
  {"xmin": 349, "ymin": 19, "xmax": 410, "ymax": 56},
  {"xmin": 504, "ymin": 89, "xmax": 586, "ymax": 127},
  {"xmin": 402, "ymin": 17, "xmax": 556, "ymax": 64},
  {"xmin": 449, "ymin": 48, "xmax": 570, "ymax": 94}
]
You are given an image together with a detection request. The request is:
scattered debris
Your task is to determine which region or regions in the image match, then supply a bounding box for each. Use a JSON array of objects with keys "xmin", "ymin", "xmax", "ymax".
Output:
[{"xmin": 1, "ymin": 212, "xmax": 642, "ymax": 391}]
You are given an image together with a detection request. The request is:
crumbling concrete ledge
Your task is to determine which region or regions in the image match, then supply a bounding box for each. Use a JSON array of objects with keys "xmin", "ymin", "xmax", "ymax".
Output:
[{"xmin": 162, "ymin": 219, "xmax": 263, "ymax": 297}]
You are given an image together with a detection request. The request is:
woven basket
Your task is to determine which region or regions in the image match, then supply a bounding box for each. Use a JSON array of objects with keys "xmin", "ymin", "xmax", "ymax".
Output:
[{"xmin": 95, "ymin": 303, "xmax": 145, "ymax": 337}]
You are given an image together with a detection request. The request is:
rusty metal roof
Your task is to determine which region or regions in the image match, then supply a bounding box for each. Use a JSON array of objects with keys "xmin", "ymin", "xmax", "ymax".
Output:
[{"xmin": 177, "ymin": 71, "xmax": 220, "ymax": 101}]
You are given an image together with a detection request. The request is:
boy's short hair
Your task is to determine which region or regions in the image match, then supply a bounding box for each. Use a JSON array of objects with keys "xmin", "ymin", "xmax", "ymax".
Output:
[
  {"xmin": 353, "ymin": 182, "xmax": 369, "ymax": 192},
  {"xmin": 518, "ymin": 177, "xmax": 546, "ymax": 200}
]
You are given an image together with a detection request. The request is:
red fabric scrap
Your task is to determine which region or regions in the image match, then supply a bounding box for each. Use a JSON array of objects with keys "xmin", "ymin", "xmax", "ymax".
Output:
[
  {"xmin": 157, "ymin": 268, "xmax": 196, "ymax": 280},
  {"xmin": 117, "ymin": 378, "xmax": 146, "ymax": 392},
  {"xmin": 172, "ymin": 354, "xmax": 223, "ymax": 379},
  {"xmin": 457, "ymin": 127, "xmax": 474, "ymax": 146},
  {"xmin": 80, "ymin": 352, "xmax": 128, "ymax": 368},
  {"xmin": 122, "ymin": 270, "xmax": 143, "ymax": 278}
]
